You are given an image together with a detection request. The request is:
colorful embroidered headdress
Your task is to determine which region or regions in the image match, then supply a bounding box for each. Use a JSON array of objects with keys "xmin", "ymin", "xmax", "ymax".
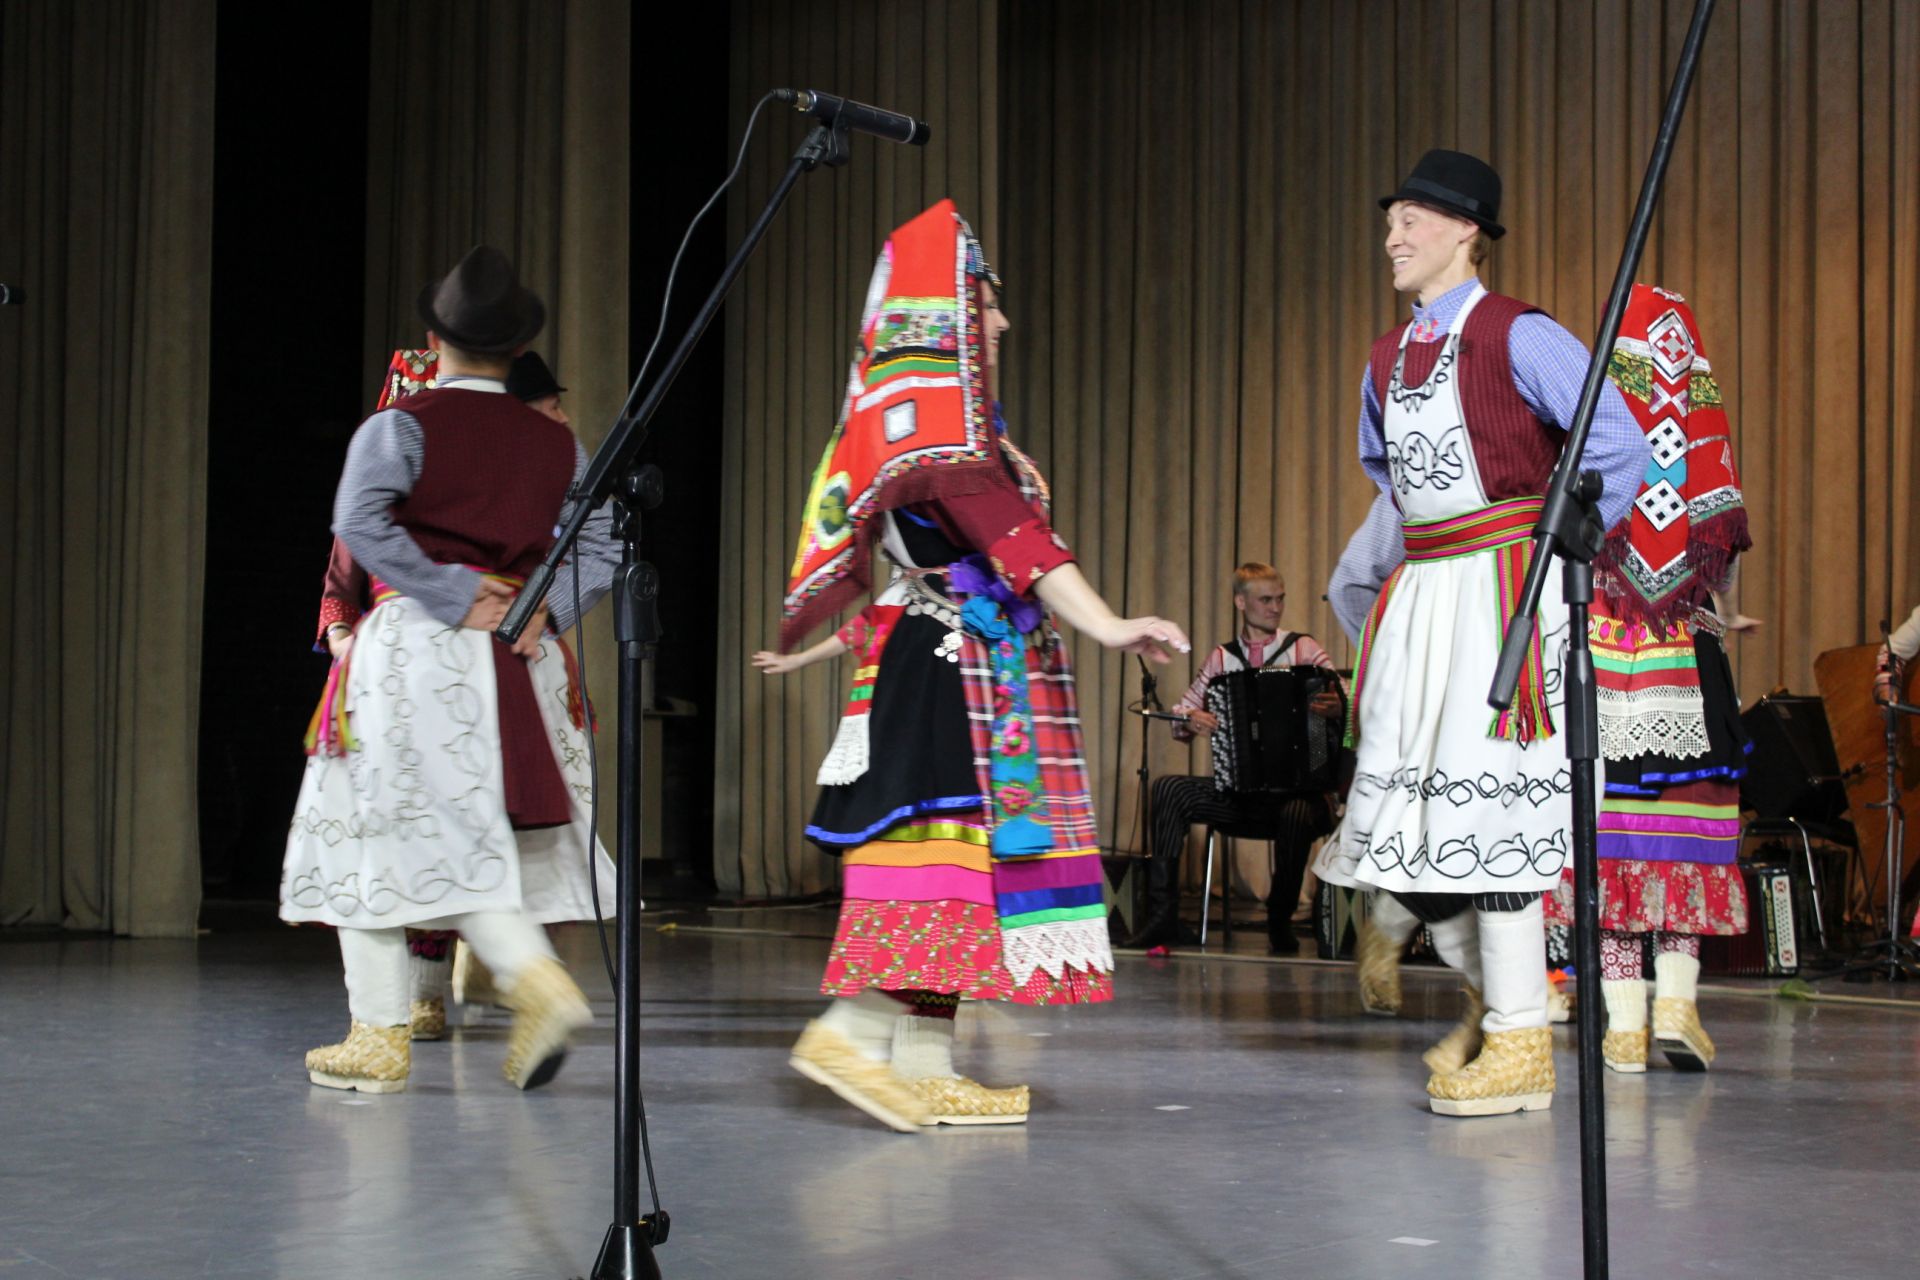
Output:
[
  {"xmin": 780, "ymin": 200, "xmax": 1004, "ymax": 650},
  {"xmin": 376, "ymin": 348, "xmax": 439, "ymax": 409},
  {"xmin": 1598, "ymin": 285, "xmax": 1751, "ymax": 626}
]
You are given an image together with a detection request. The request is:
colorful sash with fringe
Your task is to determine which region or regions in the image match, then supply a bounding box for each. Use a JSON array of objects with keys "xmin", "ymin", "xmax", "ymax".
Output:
[{"xmin": 1347, "ymin": 496, "xmax": 1554, "ymax": 748}]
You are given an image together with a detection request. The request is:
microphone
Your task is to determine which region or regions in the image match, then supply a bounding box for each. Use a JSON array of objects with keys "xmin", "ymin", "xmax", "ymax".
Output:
[
  {"xmin": 774, "ymin": 89, "xmax": 931, "ymax": 146},
  {"xmin": 0, "ymin": 284, "xmax": 22, "ymax": 306}
]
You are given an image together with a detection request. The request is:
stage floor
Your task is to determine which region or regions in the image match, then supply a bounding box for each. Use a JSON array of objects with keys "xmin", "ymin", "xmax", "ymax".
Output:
[{"xmin": 3, "ymin": 908, "xmax": 1915, "ymax": 1279}]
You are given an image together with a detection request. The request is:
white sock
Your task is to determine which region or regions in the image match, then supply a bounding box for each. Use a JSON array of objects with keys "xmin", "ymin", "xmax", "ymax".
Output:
[
  {"xmin": 410, "ymin": 952, "xmax": 453, "ymax": 1002},
  {"xmin": 1366, "ymin": 891, "xmax": 1421, "ymax": 946},
  {"xmin": 1477, "ymin": 900, "xmax": 1551, "ymax": 1034},
  {"xmin": 1425, "ymin": 910, "xmax": 1484, "ymax": 992},
  {"xmin": 891, "ymin": 1016, "xmax": 958, "ymax": 1079},
  {"xmin": 817, "ymin": 989, "xmax": 900, "ymax": 1061},
  {"xmin": 1601, "ymin": 978, "xmax": 1648, "ymax": 1032},
  {"xmin": 450, "ymin": 911, "xmax": 557, "ymax": 991},
  {"xmin": 338, "ymin": 927, "xmax": 410, "ymax": 1027},
  {"xmin": 1653, "ymin": 951, "xmax": 1701, "ymax": 1004}
]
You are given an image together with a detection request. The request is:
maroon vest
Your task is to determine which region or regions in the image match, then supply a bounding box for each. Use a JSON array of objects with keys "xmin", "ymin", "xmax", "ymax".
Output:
[
  {"xmin": 393, "ymin": 386, "xmax": 579, "ymax": 830},
  {"xmin": 1368, "ymin": 293, "xmax": 1562, "ymax": 503}
]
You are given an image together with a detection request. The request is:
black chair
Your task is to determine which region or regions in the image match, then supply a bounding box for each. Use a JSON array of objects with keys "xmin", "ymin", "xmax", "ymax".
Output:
[{"xmin": 1198, "ymin": 812, "xmax": 1291, "ymax": 949}]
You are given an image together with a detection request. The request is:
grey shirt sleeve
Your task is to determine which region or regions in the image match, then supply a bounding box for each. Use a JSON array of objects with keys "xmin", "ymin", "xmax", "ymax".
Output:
[
  {"xmin": 331, "ymin": 409, "xmax": 481, "ymax": 628},
  {"xmin": 546, "ymin": 441, "xmax": 620, "ymax": 633},
  {"xmin": 1327, "ymin": 490, "xmax": 1405, "ymax": 644}
]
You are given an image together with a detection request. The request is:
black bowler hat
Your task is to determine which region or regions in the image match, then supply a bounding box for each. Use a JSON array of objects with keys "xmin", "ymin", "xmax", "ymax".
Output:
[
  {"xmin": 416, "ymin": 245, "xmax": 547, "ymax": 354},
  {"xmin": 506, "ymin": 351, "xmax": 566, "ymax": 402},
  {"xmin": 1379, "ymin": 149, "xmax": 1505, "ymax": 239}
]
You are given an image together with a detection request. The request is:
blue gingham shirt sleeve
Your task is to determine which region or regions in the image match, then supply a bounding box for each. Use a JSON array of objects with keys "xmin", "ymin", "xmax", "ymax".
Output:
[
  {"xmin": 1327, "ymin": 490, "xmax": 1404, "ymax": 643},
  {"xmin": 1508, "ymin": 313, "xmax": 1652, "ymax": 533},
  {"xmin": 1357, "ymin": 368, "xmax": 1392, "ymax": 495},
  {"xmin": 546, "ymin": 441, "xmax": 621, "ymax": 633},
  {"xmin": 332, "ymin": 409, "xmax": 481, "ymax": 628}
]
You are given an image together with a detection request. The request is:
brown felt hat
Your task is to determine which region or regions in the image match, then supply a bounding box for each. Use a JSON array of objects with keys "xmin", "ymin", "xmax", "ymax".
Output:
[{"xmin": 416, "ymin": 245, "xmax": 546, "ymax": 354}]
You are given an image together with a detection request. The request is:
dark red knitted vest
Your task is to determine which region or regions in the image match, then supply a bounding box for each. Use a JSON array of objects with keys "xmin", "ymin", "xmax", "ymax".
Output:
[
  {"xmin": 394, "ymin": 387, "xmax": 578, "ymax": 829},
  {"xmin": 1369, "ymin": 293, "xmax": 1562, "ymax": 502}
]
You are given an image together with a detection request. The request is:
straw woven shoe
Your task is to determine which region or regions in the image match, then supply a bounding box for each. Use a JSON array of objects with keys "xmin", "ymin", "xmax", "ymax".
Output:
[
  {"xmin": 910, "ymin": 1075, "xmax": 1031, "ymax": 1126},
  {"xmin": 1427, "ymin": 1027, "xmax": 1555, "ymax": 1116},
  {"xmin": 1354, "ymin": 914, "xmax": 1404, "ymax": 1016},
  {"xmin": 306, "ymin": 1021, "xmax": 411, "ymax": 1094},
  {"xmin": 1653, "ymin": 998, "xmax": 1715, "ymax": 1071},
  {"xmin": 1421, "ymin": 986, "xmax": 1486, "ymax": 1076},
  {"xmin": 501, "ymin": 957, "xmax": 593, "ymax": 1090},
  {"xmin": 789, "ymin": 1021, "xmax": 931, "ymax": 1133},
  {"xmin": 453, "ymin": 940, "xmax": 503, "ymax": 1008},
  {"xmin": 1602, "ymin": 1028, "xmax": 1648, "ymax": 1073},
  {"xmin": 410, "ymin": 997, "xmax": 447, "ymax": 1041}
]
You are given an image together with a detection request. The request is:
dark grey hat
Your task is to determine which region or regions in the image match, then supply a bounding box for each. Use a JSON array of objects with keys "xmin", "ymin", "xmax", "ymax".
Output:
[
  {"xmin": 1380, "ymin": 149, "xmax": 1505, "ymax": 239},
  {"xmin": 416, "ymin": 245, "xmax": 547, "ymax": 354},
  {"xmin": 506, "ymin": 351, "xmax": 566, "ymax": 402}
]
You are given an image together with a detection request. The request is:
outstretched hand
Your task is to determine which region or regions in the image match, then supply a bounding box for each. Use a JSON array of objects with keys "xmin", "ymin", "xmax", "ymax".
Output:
[
  {"xmin": 753, "ymin": 650, "xmax": 804, "ymax": 676},
  {"xmin": 1097, "ymin": 616, "xmax": 1191, "ymax": 663}
]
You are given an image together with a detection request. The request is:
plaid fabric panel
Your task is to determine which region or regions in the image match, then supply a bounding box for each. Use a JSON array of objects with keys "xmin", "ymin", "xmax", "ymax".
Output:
[{"xmin": 960, "ymin": 630, "xmax": 1096, "ymax": 853}]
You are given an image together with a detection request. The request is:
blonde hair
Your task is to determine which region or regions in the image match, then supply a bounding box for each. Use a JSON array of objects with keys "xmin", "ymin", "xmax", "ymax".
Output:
[{"xmin": 1232, "ymin": 562, "xmax": 1282, "ymax": 597}]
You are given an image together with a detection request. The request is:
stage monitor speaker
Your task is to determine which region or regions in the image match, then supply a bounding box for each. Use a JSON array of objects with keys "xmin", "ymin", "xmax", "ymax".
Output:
[{"xmin": 1739, "ymin": 694, "xmax": 1849, "ymax": 823}]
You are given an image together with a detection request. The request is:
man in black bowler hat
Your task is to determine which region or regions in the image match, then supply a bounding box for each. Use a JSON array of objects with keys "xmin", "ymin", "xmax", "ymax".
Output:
[
  {"xmin": 281, "ymin": 245, "xmax": 621, "ymax": 1096},
  {"xmin": 1320, "ymin": 149, "xmax": 1650, "ymax": 1117}
]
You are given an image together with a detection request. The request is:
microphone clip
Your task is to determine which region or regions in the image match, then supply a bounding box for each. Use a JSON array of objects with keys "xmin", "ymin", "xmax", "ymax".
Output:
[{"xmin": 796, "ymin": 118, "xmax": 852, "ymax": 170}]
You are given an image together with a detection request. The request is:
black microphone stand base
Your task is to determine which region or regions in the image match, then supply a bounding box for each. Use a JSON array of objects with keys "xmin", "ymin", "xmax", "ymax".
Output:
[{"xmin": 590, "ymin": 1224, "xmax": 665, "ymax": 1280}]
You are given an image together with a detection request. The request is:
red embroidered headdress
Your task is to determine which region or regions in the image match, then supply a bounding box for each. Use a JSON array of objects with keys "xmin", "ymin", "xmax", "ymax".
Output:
[
  {"xmin": 780, "ymin": 199, "xmax": 1004, "ymax": 649},
  {"xmin": 1598, "ymin": 285, "xmax": 1750, "ymax": 626}
]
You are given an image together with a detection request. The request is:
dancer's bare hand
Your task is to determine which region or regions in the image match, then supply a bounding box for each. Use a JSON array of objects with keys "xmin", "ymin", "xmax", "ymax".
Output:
[
  {"xmin": 326, "ymin": 628, "xmax": 354, "ymax": 661},
  {"xmin": 461, "ymin": 576, "xmax": 515, "ymax": 631},
  {"xmin": 1720, "ymin": 613, "xmax": 1763, "ymax": 633},
  {"xmin": 1096, "ymin": 616, "xmax": 1190, "ymax": 663},
  {"xmin": 510, "ymin": 600, "xmax": 550, "ymax": 659},
  {"xmin": 753, "ymin": 650, "xmax": 802, "ymax": 675}
]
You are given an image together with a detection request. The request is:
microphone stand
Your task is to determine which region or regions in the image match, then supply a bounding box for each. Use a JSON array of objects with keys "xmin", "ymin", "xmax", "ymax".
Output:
[
  {"xmin": 498, "ymin": 115, "xmax": 854, "ymax": 1280},
  {"xmin": 1485, "ymin": 2, "xmax": 1716, "ymax": 1276}
]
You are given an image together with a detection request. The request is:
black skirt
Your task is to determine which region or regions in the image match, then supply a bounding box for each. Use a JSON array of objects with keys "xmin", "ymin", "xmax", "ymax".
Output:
[
  {"xmin": 1604, "ymin": 630, "xmax": 1751, "ymax": 796},
  {"xmin": 805, "ymin": 610, "xmax": 982, "ymax": 853}
]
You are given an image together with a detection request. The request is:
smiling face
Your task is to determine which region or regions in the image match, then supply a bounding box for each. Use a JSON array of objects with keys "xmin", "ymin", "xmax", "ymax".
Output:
[{"xmin": 1384, "ymin": 200, "xmax": 1480, "ymax": 302}]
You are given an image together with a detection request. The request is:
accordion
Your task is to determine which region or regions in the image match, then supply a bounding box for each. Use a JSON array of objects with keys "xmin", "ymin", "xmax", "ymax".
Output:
[{"xmin": 1205, "ymin": 666, "xmax": 1348, "ymax": 795}]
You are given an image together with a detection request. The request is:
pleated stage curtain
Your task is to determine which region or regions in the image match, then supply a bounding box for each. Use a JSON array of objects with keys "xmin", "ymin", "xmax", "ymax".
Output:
[
  {"xmin": 716, "ymin": 0, "xmax": 1920, "ymax": 890},
  {"xmin": 713, "ymin": 0, "xmax": 1001, "ymax": 898},
  {"xmin": 0, "ymin": 0, "xmax": 216, "ymax": 935},
  {"xmin": 362, "ymin": 0, "xmax": 630, "ymax": 848}
]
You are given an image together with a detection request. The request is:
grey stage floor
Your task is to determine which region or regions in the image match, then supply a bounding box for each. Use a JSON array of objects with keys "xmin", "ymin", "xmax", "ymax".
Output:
[{"xmin": 2, "ymin": 907, "xmax": 1916, "ymax": 1279}]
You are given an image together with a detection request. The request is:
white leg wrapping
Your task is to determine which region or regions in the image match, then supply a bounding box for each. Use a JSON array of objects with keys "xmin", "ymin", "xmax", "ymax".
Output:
[
  {"xmin": 1653, "ymin": 950, "xmax": 1701, "ymax": 1004},
  {"xmin": 450, "ymin": 911, "xmax": 557, "ymax": 991},
  {"xmin": 338, "ymin": 927, "xmax": 410, "ymax": 1027},
  {"xmin": 410, "ymin": 951, "xmax": 453, "ymax": 1001},
  {"xmin": 1601, "ymin": 978, "xmax": 1648, "ymax": 1032},
  {"xmin": 891, "ymin": 1015, "xmax": 958, "ymax": 1079},
  {"xmin": 1478, "ymin": 899, "xmax": 1550, "ymax": 1034},
  {"xmin": 1426, "ymin": 910, "xmax": 1484, "ymax": 992},
  {"xmin": 1367, "ymin": 890, "xmax": 1421, "ymax": 946},
  {"xmin": 817, "ymin": 989, "xmax": 901, "ymax": 1062}
]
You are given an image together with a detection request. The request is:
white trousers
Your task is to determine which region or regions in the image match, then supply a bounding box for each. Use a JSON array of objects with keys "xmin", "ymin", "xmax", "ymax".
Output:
[{"xmin": 338, "ymin": 912, "xmax": 557, "ymax": 1026}]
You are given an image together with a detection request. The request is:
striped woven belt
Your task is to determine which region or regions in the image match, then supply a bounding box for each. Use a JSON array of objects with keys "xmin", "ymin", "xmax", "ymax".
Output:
[
  {"xmin": 1403, "ymin": 496, "xmax": 1544, "ymax": 561},
  {"xmin": 1347, "ymin": 496, "xmax": 1556, "ymax": 747}
]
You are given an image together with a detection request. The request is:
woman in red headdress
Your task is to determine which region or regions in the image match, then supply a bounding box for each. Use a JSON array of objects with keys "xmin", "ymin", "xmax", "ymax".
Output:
[{"xmin": 764, "ymin": 201, "xmax": 1188, "ymax": 1130}]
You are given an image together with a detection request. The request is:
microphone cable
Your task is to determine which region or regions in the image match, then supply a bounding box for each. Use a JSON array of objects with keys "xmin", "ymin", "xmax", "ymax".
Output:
[{"xmin": 571, "ymin": 87, "xmax": 781, "ymax": 1228}]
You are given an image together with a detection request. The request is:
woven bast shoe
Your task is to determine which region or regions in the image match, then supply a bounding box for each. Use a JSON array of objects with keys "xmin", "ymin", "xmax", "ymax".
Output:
[
  {"xmin": 1421, "ymin": 986, "xmax": 1486, "ymax": 1076},
  {"xmin": 910, "ymin": 1075, "xmax": 1031, "ymax": 1126},
  {"xmin": 1355, "ymin": 913, "xmax": 1404, "ymax": 1016},
  {"xmin": 1652, "ymin": 998, "xmax": 1716, "ymax": 1071},
  {"xmin": 452, "ymin": 939, "xmax": 503, "ymax": 1009},
  {"xmin": 410, "ymin": 997, "xmax": 447, "ymax": 1041},
  {"xmin": 1603, "ymin": 1028, "xmax": 1649, "ymax": 1074},
  {"xmin": 501, "ymin": 957, "xmax": 593, "ymax": 1090},
  {"xmin": 306, "ymin": 1021, "xmax": 411, "ymax": 1094},
  {"xmin": 789, "ymin": 1021, "xmax": 931, "ymax": 1133},
  {"xmin": 1427, "ymin": 1027, "xmax": 1555, "ymax": 1116}
]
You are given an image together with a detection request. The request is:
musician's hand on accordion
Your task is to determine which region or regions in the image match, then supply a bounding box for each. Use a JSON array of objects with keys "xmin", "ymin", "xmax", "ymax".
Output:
[
  {"xmin": 1183, "ymin": 707, "xmax": 1220, "ymax": 735},
  {"xmin": 1308, "ymin": 691, "xmax": 1343, "ymax": 720}
]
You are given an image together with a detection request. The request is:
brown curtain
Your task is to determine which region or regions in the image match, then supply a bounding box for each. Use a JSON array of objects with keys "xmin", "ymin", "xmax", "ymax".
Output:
[
  {"xmin": 717, "ymin": 0, "xmax": 1920, "ymax": 891},
  {"xmin": 363, "ymin": 0, "xmax": 631, "ymax": 846},
  {"xmin": 0, "ymin": 0, "xmax": 216, "ymax": 935},
  {"xmin": 713, "ymin": 0, "xmax": 1001, "ymax": 898}
]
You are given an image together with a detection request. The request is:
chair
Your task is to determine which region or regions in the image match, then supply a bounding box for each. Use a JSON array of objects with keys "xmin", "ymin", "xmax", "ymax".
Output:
[{"xmin": 1197, "ymin": 812, "xmax": 1288, "ymax": 949}]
